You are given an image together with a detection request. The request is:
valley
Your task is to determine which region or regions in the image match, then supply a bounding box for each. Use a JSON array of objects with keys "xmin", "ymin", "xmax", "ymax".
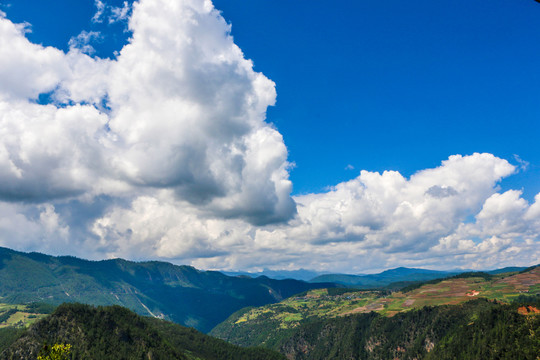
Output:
[
  {"xmin": 0, "ymin": 245, "xmax": 537, "ymax": 359},
  {"xmin": 213, "ymin": 267, "xmax": 540, "ymax": 337},
  {"xmin": 211, "ymin": 266, "xmax": 540, "ymax": 359},
  {"xmin": 0, "ymin": 247, "xmax": 333, "ymax": 333}
]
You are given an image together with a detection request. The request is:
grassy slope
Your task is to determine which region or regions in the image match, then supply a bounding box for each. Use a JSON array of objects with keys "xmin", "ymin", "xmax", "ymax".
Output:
[
  {"xmin": 0, "ymin": 247, "xmax": 333, "ymax": 333},
  {"xmin": 0, "ymin": 303, "xmax": 54, "ymax": 329},
  {"xmin": 211, "ymin": 267, "xmax": 540, "ymax": 346}
]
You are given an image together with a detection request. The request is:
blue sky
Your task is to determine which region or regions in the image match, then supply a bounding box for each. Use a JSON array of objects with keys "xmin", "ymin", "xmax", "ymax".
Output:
[
  {"xmin": 217, "ymin": 0, "xmax": 540, "ymax": 199},
  {"xmin": 0, "ymin": 0, "xmax": 538, "ymax": 272},
  {"xmin": 5, "ymin": 0, "xmax": 539, "ymax": 198}
]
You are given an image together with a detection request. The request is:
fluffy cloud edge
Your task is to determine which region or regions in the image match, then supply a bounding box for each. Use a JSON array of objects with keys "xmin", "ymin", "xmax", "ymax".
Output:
[{"xmin": 0, "ymin": 1, "xmax": 538, "ymax": 272}]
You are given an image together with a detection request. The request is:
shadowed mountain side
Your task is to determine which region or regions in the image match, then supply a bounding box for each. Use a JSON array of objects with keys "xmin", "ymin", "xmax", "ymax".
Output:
[{"xmin": 0, "ymin": 247, "xmax": 334, "ymax": 333}]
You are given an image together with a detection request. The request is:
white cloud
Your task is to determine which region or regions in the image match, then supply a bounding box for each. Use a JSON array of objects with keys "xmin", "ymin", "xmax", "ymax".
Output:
[
  {"xmin": 68, "ymin": 30, "xmax": 102, "ymax": 55},
  {"xmin": 290, "ymin": 153, "xmax": 515, "ymax": 248},
  {"xmin": 0, "ymin": 101, "xmax": 109, "ymax": 201},
  {"xmin": 91, "ymin": 193, "xmax": 238, "ymax": 260},
  {"xmin": 92, "ymin": 0, "xmax": 107, "ymax": 23},
  {"xmin": 0, "ymin": 13, "xmax": 67, "ymax": 101},
  {"xmin": 105, "ymin": 0, "xmax": 294, "ymax": 223},
  {"xmin": 88, "ymin": 153, "xmax": 538, "ymax": 272},
  {"xmin": 513, "ymin": 154, "xmax": 529, "ymax": 171},
  {"xmin": 109, "ymin": 1, "xmax": 131, "ymax": 24},
  {"xmin": 475, "ymin": 190, "xmax": 529, "ymax": 237},
  {"xmin": 92, "ymin": 0, "xmax": 132, "ymax": 25},
  {"xmin": 0, "ymin": 0, "xmax": 294, "ymax": 224},
  {"xmin": 0, "ymin": 202, "xmax": 70, "ymax": 255},
  {"xmin": 0, "ymin": 2, "xmax": 537, "ymax": 272}
]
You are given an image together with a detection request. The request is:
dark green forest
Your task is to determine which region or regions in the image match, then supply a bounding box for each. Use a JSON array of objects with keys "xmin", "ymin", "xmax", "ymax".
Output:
[
  {"xmin": 0, "ymin": 303, "xmax": 284, "ymax": 360},
  {"xmin": 214, "ymin": 298, "xmax": 540, "ymax": 360}
]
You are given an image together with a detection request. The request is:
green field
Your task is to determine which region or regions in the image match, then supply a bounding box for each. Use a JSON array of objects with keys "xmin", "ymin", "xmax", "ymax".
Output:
[
  {"xmin": 0, "ymin": 303, "xmax": 51, "ymax": 328},
  {"xmin": 222, "ymin": 267, "xmax": 540, "ymax": 332}
]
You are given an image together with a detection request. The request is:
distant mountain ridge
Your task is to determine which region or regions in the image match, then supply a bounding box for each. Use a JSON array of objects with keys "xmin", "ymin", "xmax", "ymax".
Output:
[
  {"xmin": 223, "ymin": 269, "xmax": 325, "ymax": 281},
  {"xmin": 487, "ymin": 266, "xmax": 528, "ymax": 275},
  {"xmin": 226, "ymin": 266, "xmax": 528, "ymax": 285},
  {"xmin": 0, "ymin": 247, "xmax": 333, "ymax": 333},
  {"xmin": 309, "ymin": 267, "xmax": 458, "ymax": 288}
]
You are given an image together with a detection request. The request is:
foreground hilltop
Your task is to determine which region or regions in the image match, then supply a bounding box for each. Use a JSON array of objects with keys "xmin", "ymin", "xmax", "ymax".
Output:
[
  {"xmin": 0, "ymin": 303, "xmax": 284, "ymax": 360},
  {"xmin": 0, "ymin": 247, "xmax": 333, "ymax": 332}
]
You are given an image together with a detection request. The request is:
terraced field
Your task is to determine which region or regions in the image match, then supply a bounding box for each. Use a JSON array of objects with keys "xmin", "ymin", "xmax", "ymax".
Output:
[
  {"xmin": 231, "ymin": 288, "xmax": 384, "ymax": 329},
  {"xmin": 221, "ymin": 267, "xmax": 540, "ymax": 331},
  {"xmin": 0, "ymin": 303, "xmax": 51, "ymax": 328}
]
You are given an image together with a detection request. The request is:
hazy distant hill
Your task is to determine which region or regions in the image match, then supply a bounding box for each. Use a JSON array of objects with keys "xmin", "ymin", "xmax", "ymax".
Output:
[
  {"xmin": 487, "ymin": 266, "xmax": 527, "ymax": 275},
  {"xmin": 0, "ymin": 247, "xmax": 333, "ymax": 333},
  {"xmin": 228, "ymin": 266, "xmax": 528, "ymax": 287},
  {"xmin": 224, "ymin": 269, "xmax": 325, "ymax": 281},
  {"xmin": 309, "ymin": 267, "xmax": 458, "ymax": 288},
  {"xmin": 0, "ymin": 303, "xmax": 285, "ymax": 360}
]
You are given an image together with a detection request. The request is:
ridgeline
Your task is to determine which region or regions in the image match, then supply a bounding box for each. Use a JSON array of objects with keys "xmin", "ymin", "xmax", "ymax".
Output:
[{"xmin": 0, "ymin": 247, "xmax": 333, "ymax": 333}]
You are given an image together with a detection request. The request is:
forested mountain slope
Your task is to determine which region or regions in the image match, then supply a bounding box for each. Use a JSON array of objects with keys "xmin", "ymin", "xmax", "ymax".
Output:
[
  {"xmin": 213, "ymin": 298, "xmax": 540, "ymax": 360},
  {"xmin": 0, "ymin": 303, "xmax": 285, "ymax": 360},
  {"xmin": 0, "ymin": 247, "xmax": 332, "ymax": 332},
  {"xmin": 279, "ymin": 298, "xmax": 540, "ymax": 360}
]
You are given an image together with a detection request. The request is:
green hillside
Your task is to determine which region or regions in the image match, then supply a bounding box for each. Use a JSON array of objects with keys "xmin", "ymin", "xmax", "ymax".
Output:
[
  {"xmin": 0, "ymin": 303, "xmax": 285, "ymax": 360},
  {"xmin": 211, "ymin": 266, "xmax": 540, "ymax": 356},
  {"xmin": 212, "ymin": 297, "xmax": 540, "ymax": 359},
  {"xmin": 0, "ymin": 303, "xmax": 54, "ymax": 330},
  {"xmin": 0, "ymin": 247, "xmax": 333, "ymax": 333}
]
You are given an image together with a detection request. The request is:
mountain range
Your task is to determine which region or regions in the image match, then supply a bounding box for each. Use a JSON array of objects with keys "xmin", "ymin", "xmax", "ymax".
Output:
[
  {"xmin": 0, "ymin": 246, "xmax": 537, "ymax": 359},
  {"xmin": 309, "ymin": 267, "xmax": 460, "ymax": 288},
  {"xmin": 0, "ymin": 247, "xmax": 333, "ymax": 333},
  {"xmin": 308, "ymin": 266, "xmax": 528, "ymax": 289},
  {"xmin": 223, "ymin": 269, "xmax": 325, "ymax": 282}
]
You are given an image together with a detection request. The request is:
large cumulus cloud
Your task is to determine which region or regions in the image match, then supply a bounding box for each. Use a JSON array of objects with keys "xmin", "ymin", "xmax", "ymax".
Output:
[
  {"xmin": 0, "ymin": 1, "xmax": 538, "ymax": 271},
  {"xmin": 233, "ymin": 153, "xmax": 538, "ymax": 272},
  {"xmin": 0, "ymin": 1, "xmax": 294, "ymax": 224},
  {"xmin": 87, "ymin": 153, "xmax": 539, "ymax": 272}
]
